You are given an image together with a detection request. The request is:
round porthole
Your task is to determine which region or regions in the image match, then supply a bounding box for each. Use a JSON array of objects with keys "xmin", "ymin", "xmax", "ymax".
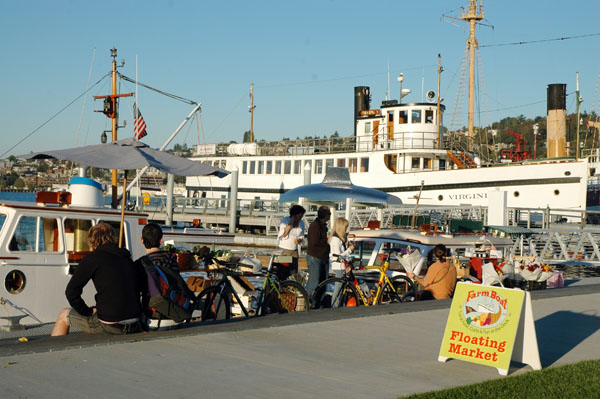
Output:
[
  {"xmin": 5, "ymin": 270, "xmax": 26, "ymax": 294},
  {"xmin": 514, "ymin": 191, "xmax": 520, "ymax": 197},
  {"xmin": 438, "ymin": 195, "xmax": 444, "ymax": 201},
  {"xmin": 565, "ymin": 171, "xmax": 571, "ymax": 176},
  {"xmin": 554, "ymin": 189, "xmax": 560, "ymax": 196}
]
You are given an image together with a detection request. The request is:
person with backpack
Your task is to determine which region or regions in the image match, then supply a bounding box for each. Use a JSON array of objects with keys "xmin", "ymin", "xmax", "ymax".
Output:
[
  {"xmin": 135, "ymin": 223, "xmax": 197, "ymax": 324},
  {"xmin": 51, "ymin": 223, "xmax": 147, "ymax": 336}
]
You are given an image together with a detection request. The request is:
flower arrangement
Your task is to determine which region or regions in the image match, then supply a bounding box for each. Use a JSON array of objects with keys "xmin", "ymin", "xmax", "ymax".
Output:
[{"xmin": 517, "ymin": 261, "xmax": 554, "ymax": 282}]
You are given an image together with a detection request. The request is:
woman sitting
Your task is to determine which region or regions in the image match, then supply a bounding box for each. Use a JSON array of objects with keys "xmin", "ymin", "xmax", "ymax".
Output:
[{"xmin": 407, "ymin": 244, "xmax": 456, "ymax": 300}]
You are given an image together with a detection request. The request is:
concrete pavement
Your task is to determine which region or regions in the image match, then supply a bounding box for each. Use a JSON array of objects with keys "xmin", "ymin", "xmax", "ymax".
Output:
[{"xmin": 1, "ymin": 284, "xmax": 599, "ymax": 398}]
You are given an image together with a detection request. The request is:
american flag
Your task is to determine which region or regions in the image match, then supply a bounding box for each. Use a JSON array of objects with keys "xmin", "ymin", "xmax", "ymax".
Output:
[{"xmin": 133, "ymin": 102, "xmax": 148, "ymax": 140}]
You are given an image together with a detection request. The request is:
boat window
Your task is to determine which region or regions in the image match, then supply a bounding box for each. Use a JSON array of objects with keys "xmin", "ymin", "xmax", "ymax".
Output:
[
  {"xmin": 0, "ymin": 213, "xmax": 6, "ymax": 235},
  {"xmin": 375, "ymin": 242, "xmax": 421, "ymax": 272},
  {"xmin": 10, "ymin": 216, "xmax": 62, "ymax": 252},
  {"xmin": 258, "ymin": 161, "xmax": 264, "ymax": 174},
  {"xmin": 325, "ymin": 159, "xmax": 334, "ymax": 171},
  {"xmin": 425, "ymin": 110, "xmax": 434, "ymax": 123},
  {"xmin": 242, "ymin": 161, "xmax": 248, "ymax": 174},
  {"xmin": 439, "ymin": 159, "xmax": 446, "ymax": 170},
  {"xmin": 387, "ymin": 111, "xmax": 394, "ymax": 123},
  {"xmin": 348, "ymin": 158, "xmax": 357, "ymax": 173},
  {"xmin": 284, "ymin": 160, "xmax": 291, "ymax": 174},
  {"xmin": 364, "ymin": 122, "xmax": 371, "ymax": 134},
  {"xmin": 350, "ymin": 240, "xmax": 377, "ymax": 267},
  {"xmin": 424, "ymin": 158, "xmax": 432, "ymax": 169},
  {"xmin": 275, "ymin": 160, "xmax": 282, "ymax": 174},
  {"xmin": 411, "ymin": 157, "xmax": 420, "ymax": 169},
  {"xmin": 294, "ymin": 160, "xmax": 302, "ymax": 174},
  {"xmin": 266, "ymin": 161, "xmax": 273, "ymax": 175},
  {"xmin": 337, "ymin": 159, "xmax": 346, "ymax": 168},
  {"xmin": 384, "ymin": 154, "xmax": 397, "ymax": 172},
  {"xmin": 399, "ymin": 110, "xmax": 408, "ymax": 124},
  {"xmin": 411, "ymin": 110, "xmax": 422, "ymax": 123},
  {"xmin": 304, "ymin": 160, "xmax": 312, "ymax": 173},
  {"xmin": 64, "ymin": 218, "xmax": 93, "ymax": 254},
  {"xmin": 249, "ymin": 161, "xmax": 256, "ymax": 174},
  {"xmin": 220, "ymin": 160, "xmax": 226, "ymax": 169},
  {"xmin": 360, "ymin": 157, "xmax": 369, "ymax": 172},
  {"xmin": 315, "ymin": 159, "xmax": 323, "ymax": 174}
]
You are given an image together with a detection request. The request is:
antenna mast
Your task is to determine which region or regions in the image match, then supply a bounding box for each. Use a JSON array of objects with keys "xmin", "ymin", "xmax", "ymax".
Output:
[
  {"xmin": 249, "ymin": 84, "xmax": 256, "ymax": 143},
  {"xmin": 462, "ymin": 0, "xmax": 483, "ymax": 152}
]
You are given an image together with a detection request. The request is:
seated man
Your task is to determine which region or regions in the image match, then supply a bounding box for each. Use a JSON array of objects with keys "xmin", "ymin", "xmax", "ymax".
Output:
[
  {"xmin": 138, "ymin": 222, "xmax": 179, "ymax": 271},
  {"xmin": 51, "ymin": 223, "xmax": 147, "ymax": 336},
  {"xmin": 407, "ymin": 244, "xmax": 457, "ymax": 300}
]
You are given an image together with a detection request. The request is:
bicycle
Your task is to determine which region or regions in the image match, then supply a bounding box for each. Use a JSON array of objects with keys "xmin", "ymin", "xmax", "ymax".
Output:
[
  {"xmin": 311, "ymin": 254, "xmax": 416, "ymax": 309},
  {"xmin": 196, "ymin": 254, "xmax": 310, "ymax": 321}
]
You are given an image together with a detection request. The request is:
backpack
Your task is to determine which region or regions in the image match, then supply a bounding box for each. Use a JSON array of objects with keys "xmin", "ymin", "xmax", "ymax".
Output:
[{"xmin": 140, "ymin": 255, "xmax": 196, "ymax": 323}]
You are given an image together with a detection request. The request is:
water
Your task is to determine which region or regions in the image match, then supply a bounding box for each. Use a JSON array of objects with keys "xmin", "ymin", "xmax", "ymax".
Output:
[{"xmin": 0, "ymin": 192, "xmax": 35, "ymax": 202}]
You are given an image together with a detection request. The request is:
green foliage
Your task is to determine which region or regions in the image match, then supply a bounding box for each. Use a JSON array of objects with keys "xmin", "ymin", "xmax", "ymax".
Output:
[
  {"xmin": 399, "ymin": 359, "xmax": 600, "ymax": 399},
  {"xmin": 243, "ymin": 130, "xmax": 252, "ymax": 143},
  {"xmin": 14, "ymin": 177, "xmax": 25, "ymax": 189},
  {"xmin": 7, "ymin": 155, "xmax": 17, "ymax": 162}
]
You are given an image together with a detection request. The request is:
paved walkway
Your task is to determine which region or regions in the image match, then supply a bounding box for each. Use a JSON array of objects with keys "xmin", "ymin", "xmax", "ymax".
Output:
[{"xmin": 1, "ymin": 284, "xmax": 599, "ymax": 399}]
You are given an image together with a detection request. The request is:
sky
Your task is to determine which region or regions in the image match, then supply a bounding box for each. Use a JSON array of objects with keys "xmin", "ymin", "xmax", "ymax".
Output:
[{"xmin": 1, "ymin": 0, "xmax": 599, "ymax": 157}]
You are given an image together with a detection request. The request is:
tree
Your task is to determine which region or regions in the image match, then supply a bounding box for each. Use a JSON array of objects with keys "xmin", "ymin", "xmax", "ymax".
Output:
[
  {"xmin": 7, "ymin": 155, "xmax": 16, "ymax": 162},
  {"xmin": 243, "ymin": 130, "xmax": 251, "ymax": 143},
  {"xmin": 14, "ymin": 178, "xmax": 25, "ymax": 189}
]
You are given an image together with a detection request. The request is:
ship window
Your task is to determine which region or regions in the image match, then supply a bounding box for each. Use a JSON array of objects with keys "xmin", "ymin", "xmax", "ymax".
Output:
[
  {"xmin": 242, "ymin": 161, "xmax": 247, "ymax": 174},
  {"xmin": 399, "ymin": 110, "xmax": 408, "ymax": 124},
  {"xmin": 258, "ymin": 161, "xmax": 264, "ymax": 174},
  {"xmin": 388, "ymin": 111, "xmax": 394, "ymax": 123},
  {"xmin": 304, "ymin": 160, "xmax": 312, "ymax": 173},
  {"xmin": 384, "ymin": 154, "xmax": 397, "ymax": 172},
  {"xmin": 364, "ymin": 122, "xmax": 371, "ymax": 134},
  {"xmin": 411, "ymin": 157, "xmax": 420, "ymax": 169},
  {"xmin": 348, "ymin": 158, "xmax": 358, "ymax": 173},
  {"xmin": 0, "ymin": 213, "xmax": 6, "ymax": 234},
  {"xmin": 325, "ymin": 159, "xmax": 334, "ymax": 171},
  {"xmin": 10, "ymin": 216, "xmax": 62, "ymax": 252},
  {"xmin": 98, "ymin": 220, "xmax": 128, "ymax": 249},
  {"xmin": 513, "ymin": 191, "xmax": 520, "ymax": 197},
  {"xmin": 438, "ymin": 195, "xmax": 443, "ymax": 201},
  {"xmin": 337, "ymin": 159, "xmax": 346, "ymax": 168},
  {"xmin": 266, "ymin": 161, "xmax": 273, "ymax": 174},
  {"xmin": 352, "ymin": 240, "xmax": 377, "ymax": 267},
  {"xmin": 220, "ymin": 160, "xmax": 226, "ymax": 169},
  {"xmin": 424, "ymin": 158, "xmax": 432, "ymax": 169},
  {"xmin": 315, "ymin": 160, "xmax": 323, "ymax": 174},
  {"xmin": 284, "ymin": 160, "xmax": 291, "ymax": 174},
  {"xmin": 64, "ymin": 218, "xmax": 93, "ymax": 254},
  {"xmin": 439, "ymin": 159, "xmax": 446, "ymax": 170},
  {"xmin": 360, "ymin": 157, "xmax": 369, "ymax": 172},
  {"xmin": 411, "ymin": 110, "xmax": 422, "ymax": 123},
  {"xmin": 294, "ymin": 160, "xmax": 302, "ymax": 174},
  {"xmin": 275, "ymin": 160, "xmax": 282, "ymax": 174},
  {"xmin": 554, "ymin": 190, "xmax": 560, "ymax": 196},
  {"xmin": 249, "ymin": 161, "xmax": 256, "ymax": 174},
  {"xmin": 425, "ymin": 110, "xmax": 434, "ymax": 123}
]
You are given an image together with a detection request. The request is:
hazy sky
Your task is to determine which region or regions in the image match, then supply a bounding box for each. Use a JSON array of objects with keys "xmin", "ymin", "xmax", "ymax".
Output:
[{"xmin": 2, "ymin": 0, "xmax": 599, "ymax": 157}]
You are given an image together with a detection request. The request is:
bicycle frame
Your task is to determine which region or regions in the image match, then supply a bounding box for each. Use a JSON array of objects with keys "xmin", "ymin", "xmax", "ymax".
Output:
[{"xmin": 341, "ymin": 254, "xmax": 404, "ymax": 306}]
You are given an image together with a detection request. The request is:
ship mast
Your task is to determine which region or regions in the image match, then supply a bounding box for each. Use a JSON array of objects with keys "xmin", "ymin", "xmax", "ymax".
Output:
[
  {"xmin": 249, "ymin": 83, "xmax": 256, "ymax": 143},
  {"xmin": 462, "ymin": 1, "xmax": 483, "ymax": 152}
]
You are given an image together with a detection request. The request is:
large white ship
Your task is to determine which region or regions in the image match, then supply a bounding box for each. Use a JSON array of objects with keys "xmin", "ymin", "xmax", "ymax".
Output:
[
  {"xmin": 185, "ymin": 92, "xmax": 588, "ymax": 211},
  {"xmin": 185, "ymin": 1, "xmax": 589, "ymax": 212}
]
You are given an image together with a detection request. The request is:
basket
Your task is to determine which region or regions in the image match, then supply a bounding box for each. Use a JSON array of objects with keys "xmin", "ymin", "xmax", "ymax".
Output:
[
  {"xmin": 280, "ymin": 292, "xmax": 297, "ymax": 311},
  {"xmin": 176, "ymin": 252, "xmax": 192, "ymax": 271},
  {"xmin": 525, "ymin": 280, "xmax": 546, "ymax": 291}
]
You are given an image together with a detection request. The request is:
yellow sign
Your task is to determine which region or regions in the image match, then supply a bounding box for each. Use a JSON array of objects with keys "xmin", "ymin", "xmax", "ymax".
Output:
[{"xmin": 438, "ymin": 282, "xmax": 535, "ymax": 374}]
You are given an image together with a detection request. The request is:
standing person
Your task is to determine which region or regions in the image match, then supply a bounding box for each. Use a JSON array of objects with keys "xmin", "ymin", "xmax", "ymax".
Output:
[
  {"xmin": 51, "ymin": 223, "xmax": 147, "ymax": 336},
  {"xmin": 305, "ymin": 205, "xmax": 331, "ymax": 296},
  {"xmin": 406, "ymin": 244, "xmax": 457, "ymax": 300},
  {"xmin": 138, "ymin": 222, "xmax": 179, "ymax": 271},
  {"xmin": 278, "ymin": 204, "xmax": 306, "ymax": 278},
  {"xmin": 329, "ymin": 217, "xmax": 355, "ymax": 307}
]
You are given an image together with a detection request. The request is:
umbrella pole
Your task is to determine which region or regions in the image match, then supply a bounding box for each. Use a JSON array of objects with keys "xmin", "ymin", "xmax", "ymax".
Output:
[{"xmin": 119, "ymin": 171, "xmax": 128, "ymax": 248}]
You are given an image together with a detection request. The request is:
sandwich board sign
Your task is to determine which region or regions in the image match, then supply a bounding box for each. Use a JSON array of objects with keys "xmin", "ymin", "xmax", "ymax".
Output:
[{"xmin": 438, "ymin": 282, "xmax": 541, "ymax": 375}]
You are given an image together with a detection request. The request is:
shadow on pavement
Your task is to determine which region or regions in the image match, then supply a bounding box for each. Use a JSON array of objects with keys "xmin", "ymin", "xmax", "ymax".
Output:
[{"xmin": 536, "ymin": 310, "xmax": 600, "ymax": 367}]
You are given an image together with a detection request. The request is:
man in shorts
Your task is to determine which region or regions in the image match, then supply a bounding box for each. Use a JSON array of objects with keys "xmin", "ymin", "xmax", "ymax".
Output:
[{"xmin": 51, "ymin": 223, "xmax": 147, "ymax": 336}]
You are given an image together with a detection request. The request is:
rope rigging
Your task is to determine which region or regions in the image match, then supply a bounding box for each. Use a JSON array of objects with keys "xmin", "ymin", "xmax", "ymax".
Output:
[
  {"xmin": 480, "ymin": 32, "xmax": 600, "ymax": 48},
  {"xmin": 118, "ymin": 73, "xmax": 197, "ymax": 105}
]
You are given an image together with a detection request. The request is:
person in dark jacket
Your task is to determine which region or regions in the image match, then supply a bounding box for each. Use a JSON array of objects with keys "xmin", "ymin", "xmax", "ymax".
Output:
[
  {"xmin": 305, "ymin": 205, "xmax": 331, "ymax": 297},
  {"xmin": 51, "ymin": 223, "xmax": 147, "ymax": 336}
]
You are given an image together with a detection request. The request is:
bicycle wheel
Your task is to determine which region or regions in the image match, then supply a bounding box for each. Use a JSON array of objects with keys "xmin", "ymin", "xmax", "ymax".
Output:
[
  {"xmin": 312, "ymin": 278, "xmax": 360, "ymax": 309},
  {"xmin": 260, "ymin": 280, "xmax": 310, "ymax": 315},
  {"xmin": 197, "ymin": 285, "xmax": 231, "ymax": 321},
  {"xmin": 377, "ymin": 275, "xmax": 416, "ymax": 304}
]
